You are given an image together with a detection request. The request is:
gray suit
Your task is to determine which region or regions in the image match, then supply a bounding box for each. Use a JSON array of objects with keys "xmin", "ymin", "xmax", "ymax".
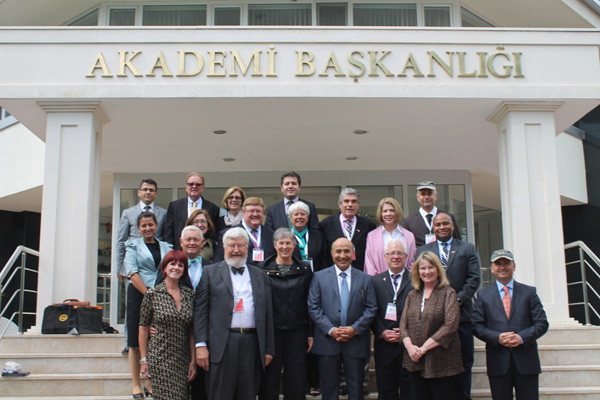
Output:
[
  {"xmin": 194, "ymin": 261, "xmax": 275, "ymax": 400},
  {"xmin": 115, "ymin": 203, "xmax": 167, "ymax": 276},
  {"xmin": 308, "ymin": 265, "xmax": 377, "ymax": 400}
]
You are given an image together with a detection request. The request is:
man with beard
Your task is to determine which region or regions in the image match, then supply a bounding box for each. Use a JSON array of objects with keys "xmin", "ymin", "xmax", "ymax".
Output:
[{"xmin": 194, "ymin": 227, "xmax": 275, "ymax": 400}]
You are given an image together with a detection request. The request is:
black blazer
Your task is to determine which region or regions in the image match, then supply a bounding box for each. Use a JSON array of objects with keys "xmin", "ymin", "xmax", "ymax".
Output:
[
  {"xmin": 319, "ymin": 214, "xmax": 376, "ymax": 271},
  {"xmin": 401, "ymin": 210, "xmax": 461, "ymax": 248},
  {"xmin": 417, "ymin": 239, "xmax": 481, "ymax": 322},
  {"xmin": 265, "ymin": 198, "xmax": 319, "ymax": 231},
  {"xmin": 371, "ymin": 270, "xmax": 413, "ymax": 359},
  {"xmin": 164, "ymin": 197, "xmax": 220, "ymax": 250},
  {"xmin": 472, "ymin": 281, "xmax": 548, "ymax": 377},
  {"xmin": 213, "ymin": 223, "xmax": 278, "ymax": 266},
  {"xmin": 302, "ymin": 228, "xmax": 327, "ymax": 272}
]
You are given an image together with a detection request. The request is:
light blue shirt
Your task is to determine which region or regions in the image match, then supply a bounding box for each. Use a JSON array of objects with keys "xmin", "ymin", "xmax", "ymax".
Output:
[
  {"xmin": 495, "ymin": 279, "xmax": 514, "ymax": 301},
  {"xmin": 188, "ymin": 258, "xmax": 203, "ymax": 290}
]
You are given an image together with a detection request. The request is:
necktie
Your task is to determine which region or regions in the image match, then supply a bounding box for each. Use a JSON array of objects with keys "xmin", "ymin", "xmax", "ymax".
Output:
[
  {"xmin": 232, "ymin": 266, "xmax": 245, "ymax": 275},
  {"xmin": 502, "ymin": 286, "xmax": 511, "ymax": 318},
  {"xmin": 441, "ymin": 242, "xmax": 449, "ymax": 267},
  {"xmin": 143, "ymin": 205, "xmax": 151, "ymax": 213},
  {"xmin": 345, "ymin": 219, "xmax": 353, "ymax": 239},
  {"xmin": 426, "ymin": 214, "xmax": 433, "ymax": 233},
  {"xmin": 191, "ymin": 201, "xmax": 197, "ymax": 212},
  {"xmin": 286, "ymin": 200, "xmax": 294, "ymax": 228},
  {"xmin": 391, "ymin": 273, "xmax": 401, "ymax": 289},
  {"xmin": 287, "ymin": 200, "xmax": 294, "ymax": 208},
  {"xmin": 340, "ymin": 272, "xmax": 349, "ymax": 326}
]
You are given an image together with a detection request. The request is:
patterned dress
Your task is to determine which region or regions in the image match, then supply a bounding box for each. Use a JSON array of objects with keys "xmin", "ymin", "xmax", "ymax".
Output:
[{"xmin": 140, "ymin": 282, "xmax": 195, "ymax": 400}]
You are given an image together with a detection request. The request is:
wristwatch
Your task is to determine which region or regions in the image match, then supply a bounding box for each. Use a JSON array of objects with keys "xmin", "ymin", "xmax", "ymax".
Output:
[{"xmin": 140, "ymin": 357, "xmax": 148, "ymax": 364}]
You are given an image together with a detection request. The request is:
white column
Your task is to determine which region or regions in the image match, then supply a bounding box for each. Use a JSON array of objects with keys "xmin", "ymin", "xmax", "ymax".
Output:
[
  {"xmin": 487, "ymin": 102, "xmax": 574, "ymax": 325},
  {"xmin": 34, "ymin": 101, "xmax": 109, "ymax": 329}
]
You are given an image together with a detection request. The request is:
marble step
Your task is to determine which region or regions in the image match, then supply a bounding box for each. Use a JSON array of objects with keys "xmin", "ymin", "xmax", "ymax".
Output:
[
  {"xmin": 0, "ymin": 373, "xmax": 132, "ymax": 397},
  {"xmin": 474, "ymin": 343, "xmax": 600, "ymax": 366},
  {"xmin": 0, "ymin": 334, "xmax": 125, "ymax": 354},
  {"xmin": 0, "ymin": 352, "xmax": 129, "ymax": 374},
  {"xmin": 471, "ymin": 365, "xmax": 600, "ymax": 389}
]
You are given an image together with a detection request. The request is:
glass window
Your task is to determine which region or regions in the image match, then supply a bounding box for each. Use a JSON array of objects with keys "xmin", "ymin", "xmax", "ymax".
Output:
[
  {"xmin": 69, "ymin": 8, "xmax": 99, "ymax": 26},
  {"xmin": 461, "ymin": 6, "xmax": 494, "ymax": 27},
  {"xmin": 143, "ymin": 5, "xmax": 207, "ymax": 26},
  {"xmin": 424, "ymin": 6, "xmax": 450, "ymax": 27},
  {"xmin": 351, "ymin": 186, "xmax": 396, "ymax": 224},
  {"xmin": 353, "ymin": 3, "xmax": 417, "ymax": 26},
  {"xmin": 214, "ymin": 7, "xmax": 241, "ymax": 25},
  {"xmin": 317, "ymin": 3, "xmax": 347, "ymax": 26},
  {"xmin": 248, "ymin": 4, "xmax": 312, "ymax": 26},
  {"xmin": 109, "ymin": 8, "xmax": 136, "ymax": 26}
]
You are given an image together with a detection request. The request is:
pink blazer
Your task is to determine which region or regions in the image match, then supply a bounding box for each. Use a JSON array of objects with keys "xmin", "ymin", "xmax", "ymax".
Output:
[{"xmin": 364, "ymin": 225, "xmax": 416, "ymax": 276}]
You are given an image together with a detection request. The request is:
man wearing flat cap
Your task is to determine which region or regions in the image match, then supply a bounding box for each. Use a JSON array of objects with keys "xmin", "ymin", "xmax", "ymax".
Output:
[
  {"xmin": 472, "ymin": 250, "xmax": 549, "ymax": 400},
  {"xmin": 401, "ymin": 180, "xmax": 461, "ymax": 248}
]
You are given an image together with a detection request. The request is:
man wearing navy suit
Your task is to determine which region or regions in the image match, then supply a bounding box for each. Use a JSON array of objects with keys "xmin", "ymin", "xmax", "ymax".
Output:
[
  {"xmin": 473, "ymin": 250, "xmax": 548, "ymax": 400},
  {"xmin": 417, "ymin": 212, "xmax": 481, "ymax": 400},
  {"xmin": 265, "ymin": 171, "xmax": 319, "ymax": 231},
  {"xmin": 308, "ymin": 238, "xmax": 377, "ymax": 400},
  {"xmin": 164, "ymin": 172, "xmax": 220, "ymax": 250},
  {"xmin": 319, "ymin": 188, "xmax": 376, "ymax": 272},
  {"xmin": 371, "ymin": 239, "xmax": 413, "ymax": 400},
  {"xmin": 214, "ymin": 197, "xmax": 277, "ymax": 265},
  {"xmin": 400, "ymin": 180, "xmax": 461, "ymax": 247}
]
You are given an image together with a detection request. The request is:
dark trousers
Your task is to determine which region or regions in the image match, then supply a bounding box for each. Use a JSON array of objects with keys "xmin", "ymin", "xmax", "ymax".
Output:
[
  {"xmin": 456, "ymin": 321, "xmax": 474, "ymax": 400},
  {"xmin": 318, "ymin": 346, "xmax": 365, "ymax": 400},
  {"xmin": 307, "ymin": 353, "xmax": 320, "ymax": 389},
  {"xmin": 374, "ymin": 355, "xmax": 411, "ymax": 400},
  {"xmin": 259, "ymin": 328, "xmax": 308, "ymax": 400},
  {"xmin": 488, "ymin": 354, "xmax": 539, "ymax": 400},
  {"xmin": 207, "ymin": 331, "xmax": 261, "ymax": 400},
  {"xmin": 191, "ymin": 368, "xmax": 208, "ymax": 400},
  {"xmin": 409, "ymin": 372, "xmax": 456, "ymax": 400}
]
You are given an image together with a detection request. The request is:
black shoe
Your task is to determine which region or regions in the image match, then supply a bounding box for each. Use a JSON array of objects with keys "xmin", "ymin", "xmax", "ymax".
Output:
[
  {"xmin": 363, "ymin": 386, "xmax": 369, "ymax": 395},
  {"xmin": 121, "ymin": 347, "xmax": 129, "ymax": 355},
  {"xmin": 132, "ymin": 394, "xmax": 143, "ymax": 399},
  {"xmin": 339, "ymin": 386, "xmax": 348, "ymax": 396},
  {"xmin": 144, "ymin": 387, "xmax": 153, "ymax": 398}
]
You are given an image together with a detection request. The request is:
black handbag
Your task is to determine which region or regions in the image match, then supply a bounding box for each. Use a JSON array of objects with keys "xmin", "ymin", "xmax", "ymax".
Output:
[
  {"xmin": 75, "ymin": 306, "xmax": 103, "ymax": 334},
  {"xmin": 41, "ymin": 304, "xmax": 77, "ymax": 334}
]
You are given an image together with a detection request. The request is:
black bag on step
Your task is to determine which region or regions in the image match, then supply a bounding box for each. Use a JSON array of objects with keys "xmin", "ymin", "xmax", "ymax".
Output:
[{"xmin": 41, "ymin": 304, "xmax": 77, "ymax": 334}]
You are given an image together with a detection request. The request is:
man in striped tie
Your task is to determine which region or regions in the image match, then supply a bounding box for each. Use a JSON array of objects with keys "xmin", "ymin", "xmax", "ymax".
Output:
[
  {"xmin": 472, "ymin": 250, "xmax": 548, "ymax": 400},
  {"xmin": 416, "ymin": 212, "xmax": 481, "ymax": 400}
]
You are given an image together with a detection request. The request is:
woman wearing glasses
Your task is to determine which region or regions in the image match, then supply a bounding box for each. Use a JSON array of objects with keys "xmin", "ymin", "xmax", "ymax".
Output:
[
  {"xmin": 185, "ymin": 209, "xmax": 217, "ymax": 263},
  {"xmin": 217, "ymin": 186, "xmax": 246, "ymax": 232}
]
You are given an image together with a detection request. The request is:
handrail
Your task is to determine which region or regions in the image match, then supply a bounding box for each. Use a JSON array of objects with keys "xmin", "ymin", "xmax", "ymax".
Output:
[
  {"xmin": 0, "ymin": 246, "xmax": 39, "ymax": 340},
  {"xmin": 564, "ymin": 241, "xmax": 600, "ymax": 326},
  {"xmin": 0, "ymin": 245, "xmax": 39, "ymax": 283}
]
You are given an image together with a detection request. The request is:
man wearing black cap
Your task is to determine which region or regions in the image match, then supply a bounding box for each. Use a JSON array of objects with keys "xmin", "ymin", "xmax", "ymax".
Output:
[
  {"xmin": 400, "ymin": 180, "xmax": 461, "ymax": 247},
  {"xmin": 472, "ymin": 250, "xmax": 548, "ymax": 400}
]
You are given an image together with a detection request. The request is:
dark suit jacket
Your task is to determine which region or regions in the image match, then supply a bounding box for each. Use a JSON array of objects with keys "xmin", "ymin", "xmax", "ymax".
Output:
[
  {"xmin": 307, "ymin": 266, "xmax": 377, "ymax": 358},
  {"xmin": 164, "ymin": 197, "xmax": 220, "ymax": 250},
  {"xmin": 401, "ymin": 210, "xmax": 461, "ymax": 248},
  {"xmin": 193, "ymin": 261, "xmax": 275, "ymax": 368},
  {"xmin": 371, "ymin": 270, "xmax": 413, "ymax": 359},
  {"xmin": 265, "ymin": 198, "xmax": 319, "ymax": 231},
  {"xmin": 472, "ymin": 281, "xmax": 548, "ymax": 377},
  {"xmin": 417, "ymin": 239, "xmax": 481, "ymax": 322},
  {"xmin": 319, "ymin": 214, "xmax": 376, "ymax": 271},
  {"xmin": 213, "ymin": 224, "xmax": 279, "ymax": 266},
  {"xmin": 303, "ymin": 228, "xmax": 327, "ymax": 272}
]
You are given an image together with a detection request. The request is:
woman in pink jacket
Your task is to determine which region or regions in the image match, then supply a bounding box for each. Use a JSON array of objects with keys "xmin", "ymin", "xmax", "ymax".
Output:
[{"xmin": 364, "ymin": 197, "xmax": 416, "ymax": 275}]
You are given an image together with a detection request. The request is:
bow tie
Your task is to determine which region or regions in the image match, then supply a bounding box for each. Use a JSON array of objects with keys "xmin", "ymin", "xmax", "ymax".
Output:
[
  {"xmin": 189, "ymin": 256, "xmax": 202, "ymax": 265},
  {"xmin": 232, "ymin": 266, "xmax": 245, "ymax": 275}
]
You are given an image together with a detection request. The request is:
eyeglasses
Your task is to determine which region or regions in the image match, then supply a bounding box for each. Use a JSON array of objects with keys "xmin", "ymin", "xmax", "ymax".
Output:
[
  {"xmin": 139, "ymin": 188, "xmax": 156, "ymax": 192},
  {"xmin": 228, "ymin": 196, "xmax": 243, "ymax": 201},
  {"xmin": 385, "ymin": 251, "xmax": 407, "ymax": 257},
  {"xmin": 187, "ymin": 182, "xmax": 204, "ymax": 187},
  {"xmin": 193, "ymin": 220, "xmax": 208, "ymax": 226},
  {"xmin": 226, "ymin": 244, "xmax": 248, "ymax": 250}
]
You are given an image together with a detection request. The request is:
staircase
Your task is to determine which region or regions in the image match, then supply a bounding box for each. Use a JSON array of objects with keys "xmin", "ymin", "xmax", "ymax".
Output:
[{"xmin": 0, "ymin": 326, "xmax": 599, "ymax": 399}]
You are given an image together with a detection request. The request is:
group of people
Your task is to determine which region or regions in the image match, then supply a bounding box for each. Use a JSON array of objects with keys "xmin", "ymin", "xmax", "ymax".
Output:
[{"xmin": 116, "ymin": 172, "xmax": 549, "ymax": 400}]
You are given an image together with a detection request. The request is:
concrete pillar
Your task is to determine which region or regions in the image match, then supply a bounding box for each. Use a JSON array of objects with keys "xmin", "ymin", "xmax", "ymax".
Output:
[
  {"xmin": 34, "ymin": 101, "xmax": 109, "ymax": 329},
  {"xmin": 487, "ymin": 101, "xmax": 574, "ymax": 325}
]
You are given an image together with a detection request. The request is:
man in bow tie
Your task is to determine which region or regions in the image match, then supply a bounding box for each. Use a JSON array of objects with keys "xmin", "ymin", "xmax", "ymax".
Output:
[{"xmin": 194, "ymin": 227, "xmax": 275, "ymax": 400}]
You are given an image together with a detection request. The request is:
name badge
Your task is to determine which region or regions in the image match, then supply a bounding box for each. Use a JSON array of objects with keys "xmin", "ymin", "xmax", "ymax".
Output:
[
  {"xmin": 234, "ymin": 297, "xmax": 244, "ymax": 313},
  {"xmin": 252, "ymin": 249, "xmax": 265, "ymax": 262},
  {"xmin": 385, "ymin": 303, "xmax": 397, "ymax": 321},
  {"xmin": 425, "ymin": 233, "xmax": 436, "ymax": 244}
]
